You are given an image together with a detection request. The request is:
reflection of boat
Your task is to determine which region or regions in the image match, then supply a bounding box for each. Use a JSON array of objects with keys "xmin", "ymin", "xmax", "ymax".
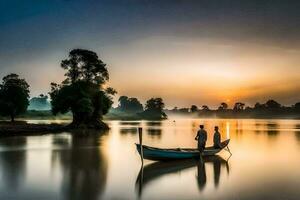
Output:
[
  {"xmin": 136, "ymin": 139, "xmax": 230, "ymax": 161},
  {"xmin": 136, "ymin": 156, "xmax": 229, "ymax": 197}
]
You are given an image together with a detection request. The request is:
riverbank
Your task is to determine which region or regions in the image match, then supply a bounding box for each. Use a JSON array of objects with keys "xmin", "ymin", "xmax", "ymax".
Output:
[
  {"xmin": 0, "ymin": 110, "xmax": 167, "ymax": 121},
  {"xmin": 0, "ymin": 121, "xmax": 68, "ymax": 137}
]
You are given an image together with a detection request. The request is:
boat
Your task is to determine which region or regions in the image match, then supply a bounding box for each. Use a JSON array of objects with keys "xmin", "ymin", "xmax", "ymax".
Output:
[{"xmin": 135, "ymin": 139, "xmax": 230, "ymax": 161}]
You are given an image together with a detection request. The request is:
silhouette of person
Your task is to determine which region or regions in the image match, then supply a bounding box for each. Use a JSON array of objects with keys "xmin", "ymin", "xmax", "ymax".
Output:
[
  {"xmin": 195, "ymin": 125, "xmax": 207, "ymax": 153},
  {"xmin": 196, "ymin": 161, "xmax": 206, "ymax": 191},
  {"xmin": 213, "ymin": 158, "xmax": 221, "ymax": 188},
  {"xmin": 213, "ymin": 126, "xmax": 222, "ymax": 149}
]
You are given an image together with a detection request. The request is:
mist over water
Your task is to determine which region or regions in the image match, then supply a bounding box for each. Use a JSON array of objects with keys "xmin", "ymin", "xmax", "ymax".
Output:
[{"xmin": 0, "ymin": 118, "xmax": 300, "ymax": 200}]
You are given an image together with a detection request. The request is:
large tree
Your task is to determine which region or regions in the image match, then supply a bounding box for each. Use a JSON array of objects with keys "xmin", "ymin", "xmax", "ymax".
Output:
[
  {"xmin": 49, "ymin": 49, "xmax": 116, "ymax": 129},
  {"xmin": 0, "ymin": 74, "xmax": 30, "ymax": 122}
]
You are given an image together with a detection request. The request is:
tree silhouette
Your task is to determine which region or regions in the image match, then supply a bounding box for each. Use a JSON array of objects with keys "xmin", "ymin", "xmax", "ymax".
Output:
[
  {"xmin": 140, "ymin": 98, "xmax": 167, "ymax": 119},
  {"xmin": 117, "ymin": 96, "xmax": 143, "ymax": 113},
  {"xmin": 190, "ymin": 105, "xmax": 198, "ymax": 113},
  {"xmin": 49, "ymin": 49, "xmax": 116, "ymax": 129},
  {"xmin": 218, "ymin": 102, "xmax": 228, "ymax": 110},
  {"xmin": 265, "ymin": 99, "xmax": 281, "ymax": 109},
  {"xmin": 233, "ymin": 102, "xmax": 245, "ymax": 112},
  {"xmin": 295, "ymin": 102, "xmax": 300, "ymax": 112},
  {"xmin": 0, "ymin": 74, "xmax": 30, "ymax": 122},
  {"xmin": 201, "ymin": 105, "xmax": 210, "ymax": 111}
]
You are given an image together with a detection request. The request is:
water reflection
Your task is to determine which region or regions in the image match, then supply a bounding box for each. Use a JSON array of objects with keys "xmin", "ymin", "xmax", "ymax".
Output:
[
  {"xmin": 265, "ymin": 122, "xmax": 279, "ymax": 137},
  {"xmin": 136, "ymin": 156, "xmax": 230, "ymax": 197},
  {"xmin": 295, "ymin": 124, "xmax": 300, "ymax": 143},
  {"xmin": 0, "ymin": 138, "xmax": 27, "ymax": 190},
  {"xmin": 120, "ymin": 127, "xmax": 138, "ymax": 135},
  {"xmin": 52, "ymin": 131, "xmax": 108, "ymax": 200},
  {"xmin": 120, "ymin": 121, "xmax": 141, "ymax": 126},
  {"xmin": 146, "ymin": 128, "xmax": 162, "ymax": 138},
  {"xmin": 146, "ymin": 121, "xmax": 162, "ymax": 127}
]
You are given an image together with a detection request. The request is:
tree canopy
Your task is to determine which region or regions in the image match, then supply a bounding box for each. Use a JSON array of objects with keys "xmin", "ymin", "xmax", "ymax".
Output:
[
  {"xmin": 190, "ymin": 105, "xmax": 198, "ymax": 113},
  {"xmin": 0, "ymin": 74, "xmax": 30, "ymax": 122},
  {"xmin": 49, "ymin": 49, "xmax": 116, "ymax": 129},
  {"xmin": 117, "ymin": 96, "xmax": 143, "ymax": 113},
  {"xmin": 140, "ymin": 98, "xmax": 167, "ymax": 119}
]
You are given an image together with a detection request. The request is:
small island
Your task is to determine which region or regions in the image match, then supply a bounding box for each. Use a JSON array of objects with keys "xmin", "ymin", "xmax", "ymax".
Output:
[{"xmin": 0, "ymin": 49, "xmax": 167, "ymax": 136}]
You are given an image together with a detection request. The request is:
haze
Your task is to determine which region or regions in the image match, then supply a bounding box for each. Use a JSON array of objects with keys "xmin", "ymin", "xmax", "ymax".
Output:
[{"xmin": 1, "ymin": 0, "xmax": 300, "ymax": 108}]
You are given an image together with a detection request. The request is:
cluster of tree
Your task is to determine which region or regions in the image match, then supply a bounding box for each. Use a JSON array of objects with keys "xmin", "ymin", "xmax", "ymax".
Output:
[
  {"xmin": 116, "ymin": 96, "xmax": 143, "ymax": 113},
  {"xmin": 28, "ymin": 94, "xmax": 51, "ymax": 110},
  {"xmin": 0, "ymin": 74, "xmax": 30, "ymax": 122},
  {"xmin": 167, "ymin": 100, "xmax": 300, "ymax": 118},
  {"xmin": 140, "ymin": 98, "xmax": 167, "ymax": 119},
  {"xmin": 114, "ymin": 96, "xmax": 167, "ymax": 119}
]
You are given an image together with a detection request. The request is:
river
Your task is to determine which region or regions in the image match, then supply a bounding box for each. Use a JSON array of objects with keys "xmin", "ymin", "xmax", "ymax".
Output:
[{"xmin": 0, "ymin": 118, "xmax": 300, "ymax": 200}]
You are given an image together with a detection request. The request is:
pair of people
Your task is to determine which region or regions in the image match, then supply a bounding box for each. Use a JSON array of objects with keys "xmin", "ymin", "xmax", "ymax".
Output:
[{"xmin": 195, "ymin": 125, "xmax": 221, "ymax": 152}]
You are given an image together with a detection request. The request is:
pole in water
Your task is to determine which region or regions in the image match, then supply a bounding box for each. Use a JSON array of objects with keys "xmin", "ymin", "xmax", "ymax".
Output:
[{"xmin": 138, "ymin": 127, "xmax": 144, "ymax": 163}]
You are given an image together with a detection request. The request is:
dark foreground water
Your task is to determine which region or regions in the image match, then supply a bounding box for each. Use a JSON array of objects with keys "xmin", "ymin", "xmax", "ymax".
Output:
[{"xmin": 0, "ymin": 119, "xmax": 300, "ymax": 200}]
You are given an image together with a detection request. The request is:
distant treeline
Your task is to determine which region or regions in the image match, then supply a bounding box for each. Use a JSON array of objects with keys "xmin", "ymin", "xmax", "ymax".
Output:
[
  {"xmin": 110, "ymin": 96, "xmax": 167, "ymax": 120},
  {"xmin": 166, "ymin": 100, "xmax": 300, "ymax": 118},
  {"xmin": 28, "ymin": 94, "xmax": 51, "ymax": 110}
]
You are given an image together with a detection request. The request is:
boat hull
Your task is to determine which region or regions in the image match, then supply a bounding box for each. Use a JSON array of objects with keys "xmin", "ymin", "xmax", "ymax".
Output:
[{"xmin": 136, "ymin": 139, "xmax": 230, "ymax": 161}]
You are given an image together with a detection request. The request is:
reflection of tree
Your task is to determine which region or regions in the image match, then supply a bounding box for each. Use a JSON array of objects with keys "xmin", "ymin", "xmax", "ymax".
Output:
[
  {"xmin": 235, "ymin": 121, "xmax": 243, "ymax": 135},
  {"xmin": 254, "ymin": 121, "xmax": 261, "ymax": 134},
  {"xmin": 52, "ymin": 131, "xmax": 108, "ymax": 200},
  {"xmin": 295, "ymin": 124, "xmax": 300, "ymax": 143},
  {"xmin": 146, "ymin": 121, "xmax": 162, "ymax": 127},
  {"xmin": 146, "ymin": 121, "xmax": 162, "ymax": 139},
  {"xmin": 266, "ymin": 122, "xmax": 279, "ymax": 137},
  {"xmin": 0, "ymin": 137, "xmax": 27, "ymax": 189},
  {"xmin": 120, "ymin": 121, "xmax": 141, "ymax": 126},
  {"xmin": 120, "ymin": 128, "xmax": 137, "ymax": 135},
  {"xmin": 146, "ymin": 129, "xmax": 162, "ymax": 139}
]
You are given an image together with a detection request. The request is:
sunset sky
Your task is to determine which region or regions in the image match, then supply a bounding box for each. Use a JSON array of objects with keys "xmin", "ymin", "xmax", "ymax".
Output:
[{"xmin": 0, "ymin": 0, "xmax": 300, "ymax": 108}]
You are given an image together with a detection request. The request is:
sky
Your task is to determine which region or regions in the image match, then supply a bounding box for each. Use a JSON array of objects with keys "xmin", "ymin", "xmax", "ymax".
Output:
[{"xmin": 0, "ymin": 0, "xmax": 300, "ymax": 108}]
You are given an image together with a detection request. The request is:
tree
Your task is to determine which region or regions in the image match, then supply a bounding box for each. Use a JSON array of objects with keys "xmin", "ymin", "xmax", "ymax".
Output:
[
  {"xmin": 295, "ymin": 102, "xmax": 300, "ymax": 111},
  {"xmin": 254, "ymin": 102, "xmax": 265, "ymax": 110},
  {"xmin": 140, "ymin": 98, "xmax": 167, "ymax": 119},
  {"xmin": 49, "ymin": 49, "xmax": 116, "ymax": 129},
  {"xmin": 265, "ymin": 99, "xmax": 281, "ymax": 110},
  {"xmin": 201, "ymin": 105, "xmax": 210, "ymax": 111},
  {"xmin": 218, "ymin": 102, "xmax": 228, "ymax": 111},
  {"xmin": 190, "ymin": 105, "xmax": 198, "ymax": 113},
  {"xmin": 117, "ymin": 96, "xmax": 143, "ymax": 113},
  {"xmin": 0, "ymin": 74, "xmax": 30, "ymax": 122},
  {"xmin": 233, "ymin": 102, "xmax": 245, "ymax": 112}
]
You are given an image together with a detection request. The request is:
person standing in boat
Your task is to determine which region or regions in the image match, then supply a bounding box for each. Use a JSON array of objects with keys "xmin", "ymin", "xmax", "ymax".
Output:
[
  {"xmin": 195, "ymin": 125, "xmax": 207, "ymax": 153},
  {"xmin": 213, "ymin": 126, "xmax": 222, "ymax": 149}
]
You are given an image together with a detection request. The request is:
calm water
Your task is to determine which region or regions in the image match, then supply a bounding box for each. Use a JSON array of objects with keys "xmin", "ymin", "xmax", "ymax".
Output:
[{"xmin": 0, "ymin": 119, "xmax": 300, "ymax": 200}]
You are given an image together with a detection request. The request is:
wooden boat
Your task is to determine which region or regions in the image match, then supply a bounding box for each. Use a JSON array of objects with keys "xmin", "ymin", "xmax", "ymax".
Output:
[{"xmin": 136, "ymin": 139, "xmax": 230, "ymax": 161}]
